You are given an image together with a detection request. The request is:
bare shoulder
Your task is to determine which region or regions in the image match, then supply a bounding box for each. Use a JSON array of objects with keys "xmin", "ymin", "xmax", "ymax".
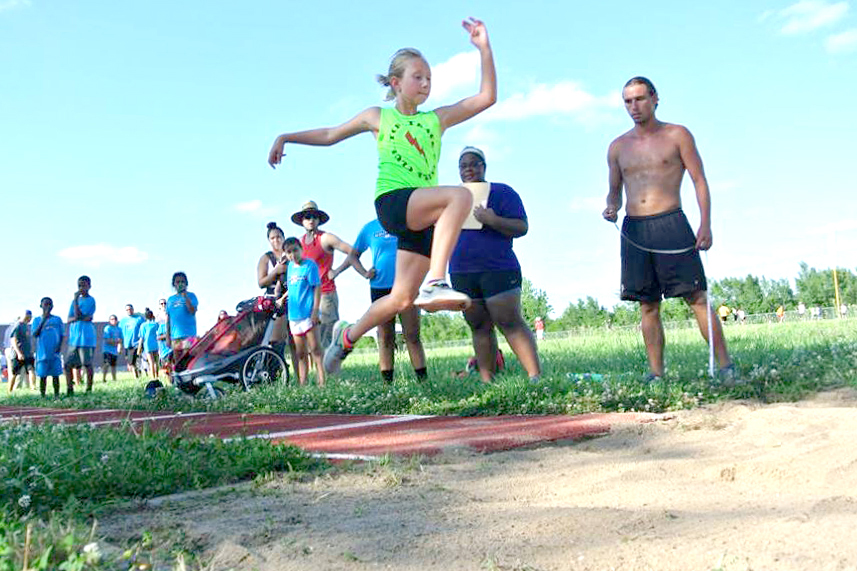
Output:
[
  {"xmin": 610, "ymin": 128, "xmax": 635, "ymax": 147},
  {"xmin": 663, "ymin": 122, "xmax": 695, "ymax": 142},
  {"xmin": 356, "ymin": 106, "xmax": 382, "ymax": 129},
  {"xmin": 608, "ymin": 129, "xmax": 634, "ymax": 156}
]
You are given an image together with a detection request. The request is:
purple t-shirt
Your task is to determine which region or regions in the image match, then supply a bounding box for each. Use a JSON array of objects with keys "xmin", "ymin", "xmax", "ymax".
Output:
[{"xmin": 450, "ymin": 182, "xmax": 526, "ymax": 273}]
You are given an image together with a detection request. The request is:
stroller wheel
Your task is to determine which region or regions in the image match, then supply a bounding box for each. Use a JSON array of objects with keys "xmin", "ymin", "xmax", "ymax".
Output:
[
  {"xmin": 241, "ymin": 347, "xmax": 288, "ymax": 390},
  {"xmin": 201, "ymin": 384, "xmax": 224, "ymax": 400}
]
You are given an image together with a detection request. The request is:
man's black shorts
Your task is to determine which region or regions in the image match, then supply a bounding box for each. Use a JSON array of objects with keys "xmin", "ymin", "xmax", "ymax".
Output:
[
  {"xmin": 11, "ymin": 355, "xmax": 35, "ymax": 375},
  {"xmin": 103, "ymin": 353, "xmax": 118, "ymax": 367},
  {"xmin": 450, "ymin": 269, "xmax": 522, "ymax": 301},
  {"xmin": 375, "ymin": 188, "xmax": 433, "ymax": 258},
  {"xmin": 620, "ymin": 209, "xmax": 706, "ymax": 303},
  {"xmin": 125, "ymin": 346, "xmax": 139, "ymax": 367}
]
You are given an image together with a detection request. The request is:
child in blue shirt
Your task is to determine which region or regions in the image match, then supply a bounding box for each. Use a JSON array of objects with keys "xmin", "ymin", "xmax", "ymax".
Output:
[
  {"xmin": 101, "ymin": 314, "xmax": 122, "ymax": 382},
  {"xmin": 138, "ymin": 308, "xmax": 160, "ymax": 379},
  {"xmin": 65, "ymin": 275, "xmax": 96, "ymax": 394},
  {"xmin": 31, "ymin": 297, "xmax": 64, "ymax": 397},
  {"xmin": 284, "ymin": 237, "xmax": 325, "ymax": 386}
]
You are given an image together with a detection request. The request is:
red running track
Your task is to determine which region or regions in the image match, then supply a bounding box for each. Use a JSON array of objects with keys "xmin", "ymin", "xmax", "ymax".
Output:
[{"xmin": 0, "ymin": 406, "xmax": 668, "ymax": 460}]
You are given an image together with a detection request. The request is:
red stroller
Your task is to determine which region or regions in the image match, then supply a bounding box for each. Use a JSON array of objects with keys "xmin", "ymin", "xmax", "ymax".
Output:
[{"xmin": 171, "ymin": 296, "xmax": 289, "ymax": 397}]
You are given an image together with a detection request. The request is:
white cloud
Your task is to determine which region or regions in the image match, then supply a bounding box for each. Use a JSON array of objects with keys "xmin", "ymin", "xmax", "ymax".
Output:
[
  {"xmin": 484, "ymin": 81, "xmax": 614, "ymax": 122},
  {"xmin": 58, "ymin": 244, "xmax": 149, "ymax": 268},
  {"xmin": 430, "ymin": 50, "xmax": 480, "ymax": 103},
  {"xmin": 777, "ymin": 1, "xmax": 849, "ymax": 35},
  {"xmin": 807, "ymin": 219, "xmax": 857, "ymax": 235},
  {"xmin": 569, "ymin": 196, "xmax": 605, "ymax": 214},
  {"xmin": 233, "ymin": 199, "xmax": 279, "ymax": 217},
  {"xmin": 234, "ymin": 199, "xmax": 263, "ymax": 212},
  {"xmin": 826, "ymin": 27, "xmax": 857, "ymax": 52},
  {"xmin": 0, "ymin": 0, "xmax": 31, "ymax": 13}
]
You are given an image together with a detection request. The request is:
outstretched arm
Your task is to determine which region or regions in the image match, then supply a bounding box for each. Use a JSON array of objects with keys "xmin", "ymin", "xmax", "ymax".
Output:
[
  {"xmin": 603, "ymin": 140, "xmax": 623, "ymax": 222},
  {"xmin": 268, "ymin": 107, "xmax": 381, "ymax": 168},
  {"xmin": 676, "ymin": 127, "xmax": 712, "ymax": 250},
  {"xmin": 434, "ymin": 18, "xmax": 497, "ymax": 132}
]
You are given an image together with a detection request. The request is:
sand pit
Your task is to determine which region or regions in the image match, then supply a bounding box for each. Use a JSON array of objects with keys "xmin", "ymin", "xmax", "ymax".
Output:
[{"xmin": 101, "ymin": 388, "xmax": 857, "ymax": 570}]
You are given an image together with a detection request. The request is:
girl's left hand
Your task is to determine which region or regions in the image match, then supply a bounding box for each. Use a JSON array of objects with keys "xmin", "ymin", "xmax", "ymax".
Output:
[{"xmin": 462, "ymin": 17, "xmax": 489, "ymax": 48}]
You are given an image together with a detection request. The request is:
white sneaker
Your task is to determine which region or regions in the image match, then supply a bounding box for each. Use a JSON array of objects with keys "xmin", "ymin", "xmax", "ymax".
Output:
[{"xmin": 414, "ymin": 281, "xmax": 471, "ymax": 313}]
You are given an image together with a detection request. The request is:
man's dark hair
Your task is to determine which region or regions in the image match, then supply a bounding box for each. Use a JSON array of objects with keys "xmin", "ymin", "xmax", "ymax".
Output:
[
  {"xmin": 284, "ymin": 237, "xmax": 301, "ymax": 249},
  {"xmin": 624, "ymin": 76, "xmax": 657, "ymax": 98},
  {"xmin": 78, "ymin": 275, "xmax": 91, "ymax": 284}
]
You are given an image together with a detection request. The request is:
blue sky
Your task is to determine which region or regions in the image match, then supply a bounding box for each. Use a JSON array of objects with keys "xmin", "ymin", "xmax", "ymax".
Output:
[{"xmin": 2, "ymin": 0, "xmax": 856, "ymax": 330}]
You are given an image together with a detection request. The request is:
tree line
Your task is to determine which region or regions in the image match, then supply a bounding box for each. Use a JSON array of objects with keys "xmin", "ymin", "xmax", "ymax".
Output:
[{"xmin": 415, "ymin": 262, "xmax": 857, "ymax": 341}]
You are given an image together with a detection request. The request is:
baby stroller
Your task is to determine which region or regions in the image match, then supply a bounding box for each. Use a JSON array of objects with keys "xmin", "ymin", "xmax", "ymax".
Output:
[{"xmin": 171, "ymin": 296, "xmax": 290, "ymax": 397}]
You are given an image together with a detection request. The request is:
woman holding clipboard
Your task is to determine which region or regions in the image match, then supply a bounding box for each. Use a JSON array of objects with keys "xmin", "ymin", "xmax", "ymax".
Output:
[{"xmin": 451, "ymin": 146, "xmax": 541, "ymax": 384}]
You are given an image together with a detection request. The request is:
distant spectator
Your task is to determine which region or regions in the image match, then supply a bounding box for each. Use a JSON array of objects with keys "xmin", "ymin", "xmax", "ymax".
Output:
[
  {"xmin": 101, "ymin": 314, "xmax": 122, "ymax": 382},
  {"xmin": 534, "ymin": 317, "xmax": 545, "ymax": 342},
  {"xmin": 138, "ymin": 308, "xmax": 160, "ymax": 379},
  {"xmin": 776, "ymin": 305, "xmax": 785, "ymax": 323},
  {"xmin": 156, "ymin": 318, "xmax": 172, "ymax": 379},
  {"xmin": 31, "ymin": 298, "xmax": 64, "ymax": 397},
  {"xmin": 166, "ymin": 271, "xmax": 198, "ymax": 358},
  {"xmin": 64, "ymin": 275, "xmax": 96, "ymax": 394},
  {"xmin": 737, "ymin": 308, "xmax": 746, "ymax": 325},
  {"xmin": 797, "ymin": 301, "xmax": 807, "ymax": 319},
  {"xmin": 840, "ymin": 303, "xmax": 848, "ymax": 318},
  {"xmin": 257, "ymin": 221, "xmax": 299, "ymax": 375},
  {"xmin": 812, "ymin": 305, "xmax": 822, "ymax": 319},
  {"xmin": 2, "ymin": 325, "xmax": 14, "ymax": 384},
  {"xmin": 9, "ymin": 310, "xmax": 35, "ymax": 392},
  {"xmin": 717, "ymin": 304, "xmax": 731, "ymax": 323},
  {"xmin": 156, "ymin": 298, "xmax": 168, "ymax": 323},
  {"xmin": 119, "ymin": 304, "xmax": 145, "ymax": 378}
]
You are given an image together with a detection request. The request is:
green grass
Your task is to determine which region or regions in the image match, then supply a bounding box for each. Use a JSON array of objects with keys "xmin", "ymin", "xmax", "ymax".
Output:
[
  {"xmin": 3, "ymin": 318, "xmax": 855, "ymax": 416},
  {"xmin": 0, "ymin": 421, "xmax": 323, "ymax": 570}
]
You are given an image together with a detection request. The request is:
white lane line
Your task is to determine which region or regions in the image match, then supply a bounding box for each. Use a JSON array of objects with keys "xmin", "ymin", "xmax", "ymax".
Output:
[
  {"xmin": 0, "ymin": 409, "xmax": 122, "ymax": 422},
  {"xmin": 88, "ymin": 412, "xmax": 211, "ymax": 426},
  {"xmin": 222, "ymin": 414, "xmax": 433, "ymax": 443},
  {"xmin": 310, "ymin": 452, "xmax": 381, "ymax": 462}
]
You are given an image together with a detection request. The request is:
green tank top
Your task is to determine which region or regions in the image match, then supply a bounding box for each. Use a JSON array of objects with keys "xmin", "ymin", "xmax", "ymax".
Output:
[{"xmin": 375, "ymin": 107, "xmax": 441, "ymax": 199}]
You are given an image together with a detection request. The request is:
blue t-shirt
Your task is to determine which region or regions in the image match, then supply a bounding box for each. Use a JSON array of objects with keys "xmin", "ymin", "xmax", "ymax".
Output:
[
  {"xmin": 353, "ymin": 219, "xmax": 398, "ymax": 289},
  {"xmin": 167, "ymin": 292, "xmax": 198, "ymax": 339},
  {"xmin": 119, "ymin": 314, "xmax": 144, "ymax": 347},
  {"xmin": 287, "ymin": 259, "xmax": 320, "ymax": 321},
  {"xmin": 450, "ymin": 182, "xmax": 526, "ymax": 274},
  {"xmin": 67, "ymin": 295, "xmax": 97, "ymax": 348},
  {"xmin": 139, "ymin": 321, "xmax": 159, "ymax": 352},
  {"xmin": 31, "ymin": 315, "xmax": 64, "ymax": 378},
  {"xmin": 157, "ymin": 321, "xmax": 172, "ymax": 360},
  {"xmin": 31, "ymin": 315, "xmax": 64, "ymax": 362},
  {"xmin": 102, "ymin": 324, "xmax": 122, "ymax": 355}
]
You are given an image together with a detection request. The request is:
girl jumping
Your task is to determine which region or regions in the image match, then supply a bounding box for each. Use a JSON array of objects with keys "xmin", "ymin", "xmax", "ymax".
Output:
[{"xmin": 268, "ymin": 18, "xmax": 496, "ymax": 375}]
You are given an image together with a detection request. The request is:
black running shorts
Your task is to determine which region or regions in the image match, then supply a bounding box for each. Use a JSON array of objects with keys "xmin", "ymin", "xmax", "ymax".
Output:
[
  {"xmin": 450, "ymin": 269, "xmax": 522, "ymax": 301},
  {"xmin": 620, "ymin": 209, "xmax": 706, "ymax": 303},
  {"xmin": 375, "ymin": 188, "xmax": 434, "ymax": 258}
]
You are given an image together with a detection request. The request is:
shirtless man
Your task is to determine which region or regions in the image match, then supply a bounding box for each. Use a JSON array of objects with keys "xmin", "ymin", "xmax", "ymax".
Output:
[{"xmin": 603, "ymin": 76, "xmax": 737, "ymax": 384}]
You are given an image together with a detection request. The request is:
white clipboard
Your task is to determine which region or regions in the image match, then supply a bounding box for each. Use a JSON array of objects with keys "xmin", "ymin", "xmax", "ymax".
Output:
[{"xmin": 461, "ymin": 182, "xmax": 491, "ymax": 230}]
